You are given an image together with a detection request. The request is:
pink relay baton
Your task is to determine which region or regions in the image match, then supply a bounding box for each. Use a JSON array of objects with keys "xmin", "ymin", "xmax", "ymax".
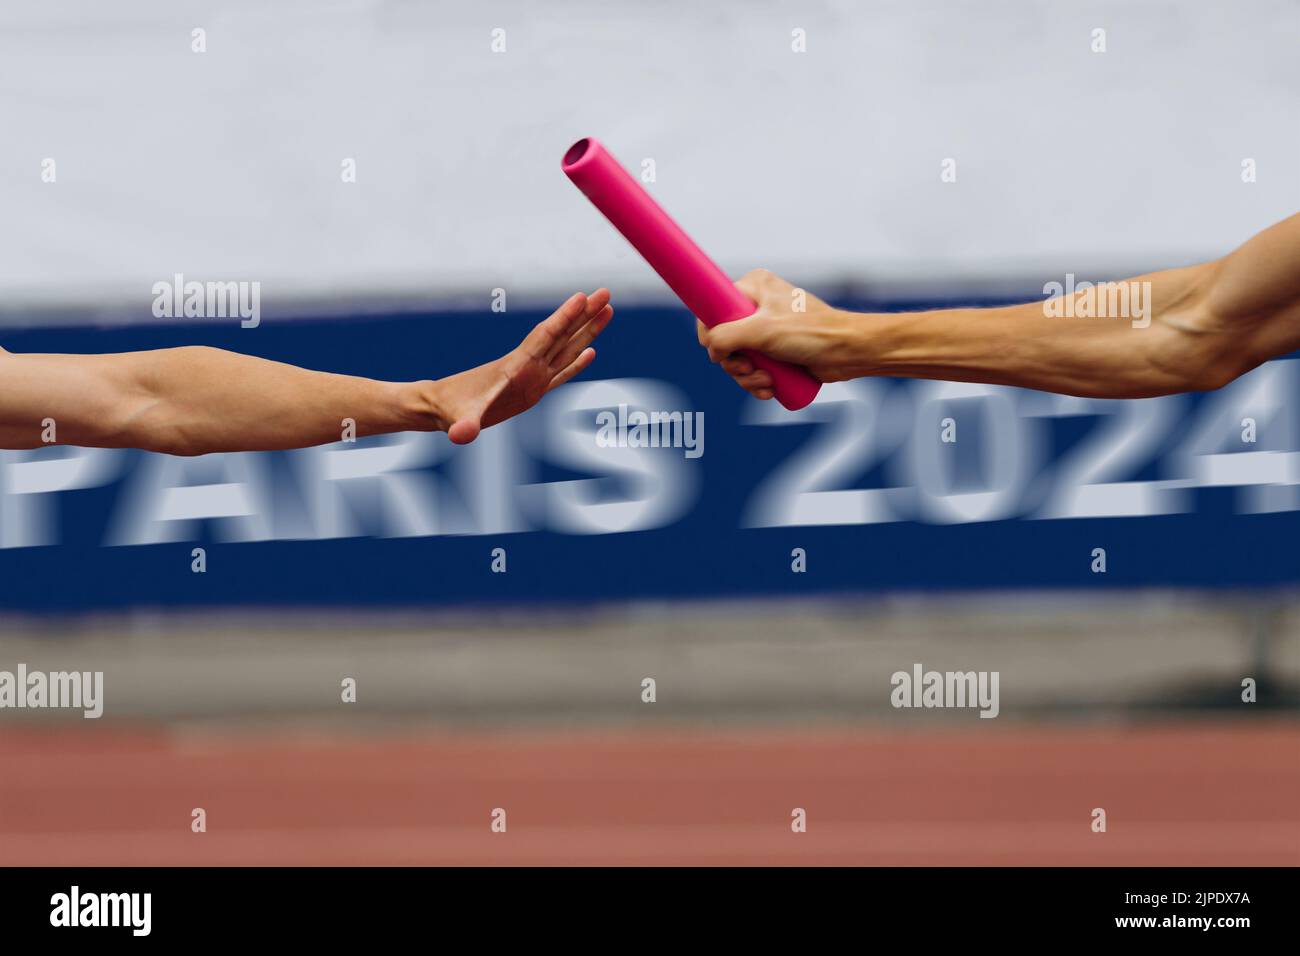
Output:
[{"xmin": 562, "ymin": 137, "xmax": 821, "ymax": 411}]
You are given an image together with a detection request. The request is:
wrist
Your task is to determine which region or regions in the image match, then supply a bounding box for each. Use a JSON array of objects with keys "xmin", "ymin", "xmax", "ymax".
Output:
[
  {"xmin": 395, "ymin": 379, "xmax": 449, "ymax": 433},
  {"xmin": 855, "ymin": 309, "xmax": 905, "ymax": 374},
  {"xmin": 823, "ymin": 306, "xmax": 896, "ymax": 375}
]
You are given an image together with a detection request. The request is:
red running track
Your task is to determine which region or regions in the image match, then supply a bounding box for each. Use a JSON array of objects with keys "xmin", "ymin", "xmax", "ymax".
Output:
[{"xmin": 0, "ymin": 722, "xmax": 1296, "ymax": 866}]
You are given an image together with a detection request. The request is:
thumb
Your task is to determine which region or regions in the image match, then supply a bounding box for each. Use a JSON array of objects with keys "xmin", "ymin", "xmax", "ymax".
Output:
[
  {"xmin": 447, "ymin": 417, "xmax": 481, "ymax": 445},
  {"xmin": 704, "ymin": 315, "xmax": 769, "ymax": 362}
]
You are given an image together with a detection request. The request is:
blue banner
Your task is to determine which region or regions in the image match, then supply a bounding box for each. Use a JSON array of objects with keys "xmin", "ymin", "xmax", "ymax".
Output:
[{"xmin": 1, "ymin": 303, "xmax": 1297, "ymax": 610}]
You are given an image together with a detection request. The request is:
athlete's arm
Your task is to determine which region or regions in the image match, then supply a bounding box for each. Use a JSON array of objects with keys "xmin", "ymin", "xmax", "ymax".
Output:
[
  {"xmin": 699, "ymin": 212, "xmax": 1300, "ymax": 400},
  {"xmin": 0, "ymin": 290, "xmax": 612, "ymax": 455}
]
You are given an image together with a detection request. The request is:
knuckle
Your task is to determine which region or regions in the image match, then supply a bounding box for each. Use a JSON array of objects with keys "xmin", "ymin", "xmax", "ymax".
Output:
[{"xmin": 748, "ymin": 314, "xmax": 775, "ymax": 347}]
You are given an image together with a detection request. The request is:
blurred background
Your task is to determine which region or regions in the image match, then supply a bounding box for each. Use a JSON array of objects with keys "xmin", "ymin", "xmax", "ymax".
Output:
[{"xmin": 0, "ymin": 0, "xmax": 1296, "ymax": 865}]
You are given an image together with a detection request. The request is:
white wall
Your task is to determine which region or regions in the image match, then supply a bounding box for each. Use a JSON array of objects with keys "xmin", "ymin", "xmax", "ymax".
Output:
[{"xmin": 2, "ymin": 0, "xmax": 1297, "ymax": 316}]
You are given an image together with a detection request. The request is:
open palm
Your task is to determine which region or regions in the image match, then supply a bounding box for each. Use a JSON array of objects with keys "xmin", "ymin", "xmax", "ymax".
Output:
[{"xmin": 437, "ymin": 289, "xmax": 613, "ymax": 444}]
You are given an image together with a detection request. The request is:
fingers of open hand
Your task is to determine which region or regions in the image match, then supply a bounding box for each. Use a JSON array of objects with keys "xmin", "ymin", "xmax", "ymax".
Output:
[
  {"xmin": 522, "ymin": 292, "xmax": 584, "ymax": 358},
  {"xmin": 547, "ymin": 346, "xmax": 596, "ymax": 392},
  {"xmin": 526, "ymin": 289, "xmax": 611, "ymax": 362},
  {"xmin": 551, "ymin": 301, "xmax": 613, "ymax": 372}
]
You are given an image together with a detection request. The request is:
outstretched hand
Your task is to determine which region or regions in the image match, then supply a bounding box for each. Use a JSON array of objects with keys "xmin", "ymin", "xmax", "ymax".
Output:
[{"xmin": 435, "ymin": 289, "xmax": 613, "ymax": 444}]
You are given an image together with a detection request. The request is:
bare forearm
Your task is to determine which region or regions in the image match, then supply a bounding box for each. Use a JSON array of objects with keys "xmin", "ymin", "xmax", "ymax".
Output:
[
  {"xmin": 0, "ymin": 347, "xmax": 440, "ymax": 454},
  {"xmin": 858, "ymin": 265, "xmax": 1218, "ymax": 397},
  {"xmin": 857, "ymin": 213, "xmax": 1300, "ymax": 398}
]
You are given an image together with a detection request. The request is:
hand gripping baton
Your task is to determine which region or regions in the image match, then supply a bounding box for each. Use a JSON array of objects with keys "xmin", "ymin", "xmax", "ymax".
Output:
[{"xmin": 562, "ymin": 137, "xmax": 821, "ymax": 411}]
